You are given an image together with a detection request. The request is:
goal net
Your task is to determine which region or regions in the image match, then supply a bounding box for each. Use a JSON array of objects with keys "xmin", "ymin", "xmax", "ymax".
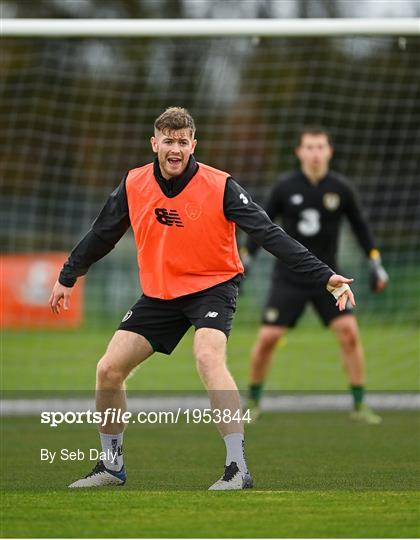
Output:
[{"xmin": 2, "ymin": 28, "xmax": 419, "ymax": 342}]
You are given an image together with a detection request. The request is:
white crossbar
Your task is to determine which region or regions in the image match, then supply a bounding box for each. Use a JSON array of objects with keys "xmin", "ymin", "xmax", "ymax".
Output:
[{"xmin": 2, "ymin": 18, "xmax": 419, "ymax": 37}]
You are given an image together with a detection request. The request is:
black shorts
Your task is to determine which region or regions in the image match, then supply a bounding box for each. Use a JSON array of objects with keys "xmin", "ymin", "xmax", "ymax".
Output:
[
  {"xmin": 118, "ymin": 278, "xmax": 240, "ymax": 355},
  {"xmin": 262, "ymin": 278, "xmax": 353, "ymax": 328}
]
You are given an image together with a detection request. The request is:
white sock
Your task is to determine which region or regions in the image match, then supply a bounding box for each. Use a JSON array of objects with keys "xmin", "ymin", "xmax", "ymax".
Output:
[
  {"xmin": 99, "ymin": 432, "xmax": 124, "ymax": 471},
  {"xmin": 223, "ymin": 432, "xmax": 247, "ymax": 473}
]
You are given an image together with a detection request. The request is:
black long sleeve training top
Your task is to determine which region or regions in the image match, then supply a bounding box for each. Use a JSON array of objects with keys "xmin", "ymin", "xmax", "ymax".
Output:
[{"xmin": 59, "ymin": 157, "xmax": 334, "ymax": 289}]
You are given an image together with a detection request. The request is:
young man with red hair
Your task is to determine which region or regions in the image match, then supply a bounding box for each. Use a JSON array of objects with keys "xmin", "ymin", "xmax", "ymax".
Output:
[{"xmin": 50, "ymin": 109, "xmax": 354, "ymax": 490}]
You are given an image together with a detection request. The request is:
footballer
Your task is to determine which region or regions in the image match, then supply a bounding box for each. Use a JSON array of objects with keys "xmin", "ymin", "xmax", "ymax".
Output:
[
  {"xmin": 243, "ymin": 127, "xmax": 388, "ymax": 424},
  {"xmin": 49, "ymin": 110, "xmax": 355, "ymax": 490}
]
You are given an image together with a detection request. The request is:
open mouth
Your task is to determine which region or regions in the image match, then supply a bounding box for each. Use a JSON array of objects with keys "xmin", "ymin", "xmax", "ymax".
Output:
[{"xmin": 168, "ymin": 157, "xmax": 182, "ymax": 166}]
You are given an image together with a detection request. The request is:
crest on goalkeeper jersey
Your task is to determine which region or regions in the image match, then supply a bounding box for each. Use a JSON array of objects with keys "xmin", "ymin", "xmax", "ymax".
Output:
[
  {"xmin": 290, "ymin": 194, "xmax": 304, "ymax": 205},
  {"xmin": 323, "ymin": 193, "xmax": 340, "ymax": 211}
]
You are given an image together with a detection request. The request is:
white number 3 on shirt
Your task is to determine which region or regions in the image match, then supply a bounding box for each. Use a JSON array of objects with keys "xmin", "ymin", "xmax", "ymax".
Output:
[{"xmin": 297, "ymin": 208, "xmax": 321, "ymax": 236}]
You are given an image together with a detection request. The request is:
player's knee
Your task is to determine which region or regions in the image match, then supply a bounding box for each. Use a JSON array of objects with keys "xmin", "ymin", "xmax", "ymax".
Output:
[
  {"xmin": 195, "ymin": 349, "xmax": 224, "ymax": 379},
  {"xmin": 96, "ymin": 357, "xmax": 125, "ymax": 387},
  {"xmin": 258, "ymin": 327, "xmax": 284, "ymax": 352},
  {"xmin": 336, "ymin": 325, "xmax": 359, "ymax": 351}
]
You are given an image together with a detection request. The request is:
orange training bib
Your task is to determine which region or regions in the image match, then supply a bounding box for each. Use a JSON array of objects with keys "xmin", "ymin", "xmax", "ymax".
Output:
[{"xmin": 125, "ymin": 162, "xmax": 244, "ymax": 299}]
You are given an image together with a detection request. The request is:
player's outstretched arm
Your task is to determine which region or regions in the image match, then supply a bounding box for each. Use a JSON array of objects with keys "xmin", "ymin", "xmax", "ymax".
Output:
[
  {"xmin": 49, "ymin": 175, "xmax": 131, "ymax": 313},
  {"xmin": 49, "ymin": 280, "xmax": 73, "ymax": 314},
  {"xmin": 326, "ymin": 274, "xmax": 356, "ymax": 311},
  {"xmin": 225, "ymin": 179, "xmax": 356, "ymax": 309},
  {"xmin": 225, "ymin": 179, "xmax": 333, "ymax": 285}
]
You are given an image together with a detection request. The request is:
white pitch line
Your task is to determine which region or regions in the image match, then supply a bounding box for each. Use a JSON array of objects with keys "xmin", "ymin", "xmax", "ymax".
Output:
[{"xmin": 1, "ymin": 393, "xmax": 419, "ymax": 416}]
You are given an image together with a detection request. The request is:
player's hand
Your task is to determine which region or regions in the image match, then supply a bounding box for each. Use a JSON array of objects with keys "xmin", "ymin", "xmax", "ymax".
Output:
[
  {"xmin": 326, "ymin": 274, "xmax": 356, "ymax": 311},
  {"xmin": 49, "ymin": 280, "xmax": 72, "ymax": 314},
  {"xmin": 368, "ymin": 255, "xmax": 389, "ymax": 293}
]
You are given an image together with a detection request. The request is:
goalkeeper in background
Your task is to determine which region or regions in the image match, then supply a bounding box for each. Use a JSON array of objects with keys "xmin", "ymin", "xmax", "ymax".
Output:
[{"xmin": 243, "ymin": 127, "xmax": 388, "ymax": 425}]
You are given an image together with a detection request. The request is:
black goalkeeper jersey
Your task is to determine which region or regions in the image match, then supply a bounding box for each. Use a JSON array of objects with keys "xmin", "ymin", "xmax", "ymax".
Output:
[{"xmin": 247, "ymin": 170, "xmax": 376, "ymax": 285}]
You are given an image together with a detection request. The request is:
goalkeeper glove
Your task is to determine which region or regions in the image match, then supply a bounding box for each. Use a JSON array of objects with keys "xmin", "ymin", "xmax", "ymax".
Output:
[{"xmin": 368, "ymin": 249, "xmax": 389, "ymax": 292}]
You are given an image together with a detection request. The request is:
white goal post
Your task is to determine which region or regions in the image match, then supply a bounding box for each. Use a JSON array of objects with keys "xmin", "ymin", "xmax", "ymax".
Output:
[
  {"xmin": 2, "ymin": 17, "xmax": 419, "ymax": 344},
  {"xmin": 2, "ymin": 17, "xmax": 419, "ymax": 37}
]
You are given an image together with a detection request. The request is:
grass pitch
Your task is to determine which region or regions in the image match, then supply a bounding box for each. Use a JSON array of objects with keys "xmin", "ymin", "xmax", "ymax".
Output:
[
  {"xmin": 2, "ymin": 322, "xmax": 419, "ymax": 391},
  {"xmin": 2, "ymin": 490, "xmax": 417, "ymax": 538},
  {"xmin": 2, "ymin": 322, "xmax": 419, "ymax": 537},
  {"xmin": 1, "ymin": 411, "xmax": 419, "ymax": 537}
]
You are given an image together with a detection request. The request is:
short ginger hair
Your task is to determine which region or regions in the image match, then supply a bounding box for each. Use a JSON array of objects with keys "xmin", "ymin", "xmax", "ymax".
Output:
[{"xmin": 154, "ymin": 107, "xmax": 196, "ymax": 137}]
